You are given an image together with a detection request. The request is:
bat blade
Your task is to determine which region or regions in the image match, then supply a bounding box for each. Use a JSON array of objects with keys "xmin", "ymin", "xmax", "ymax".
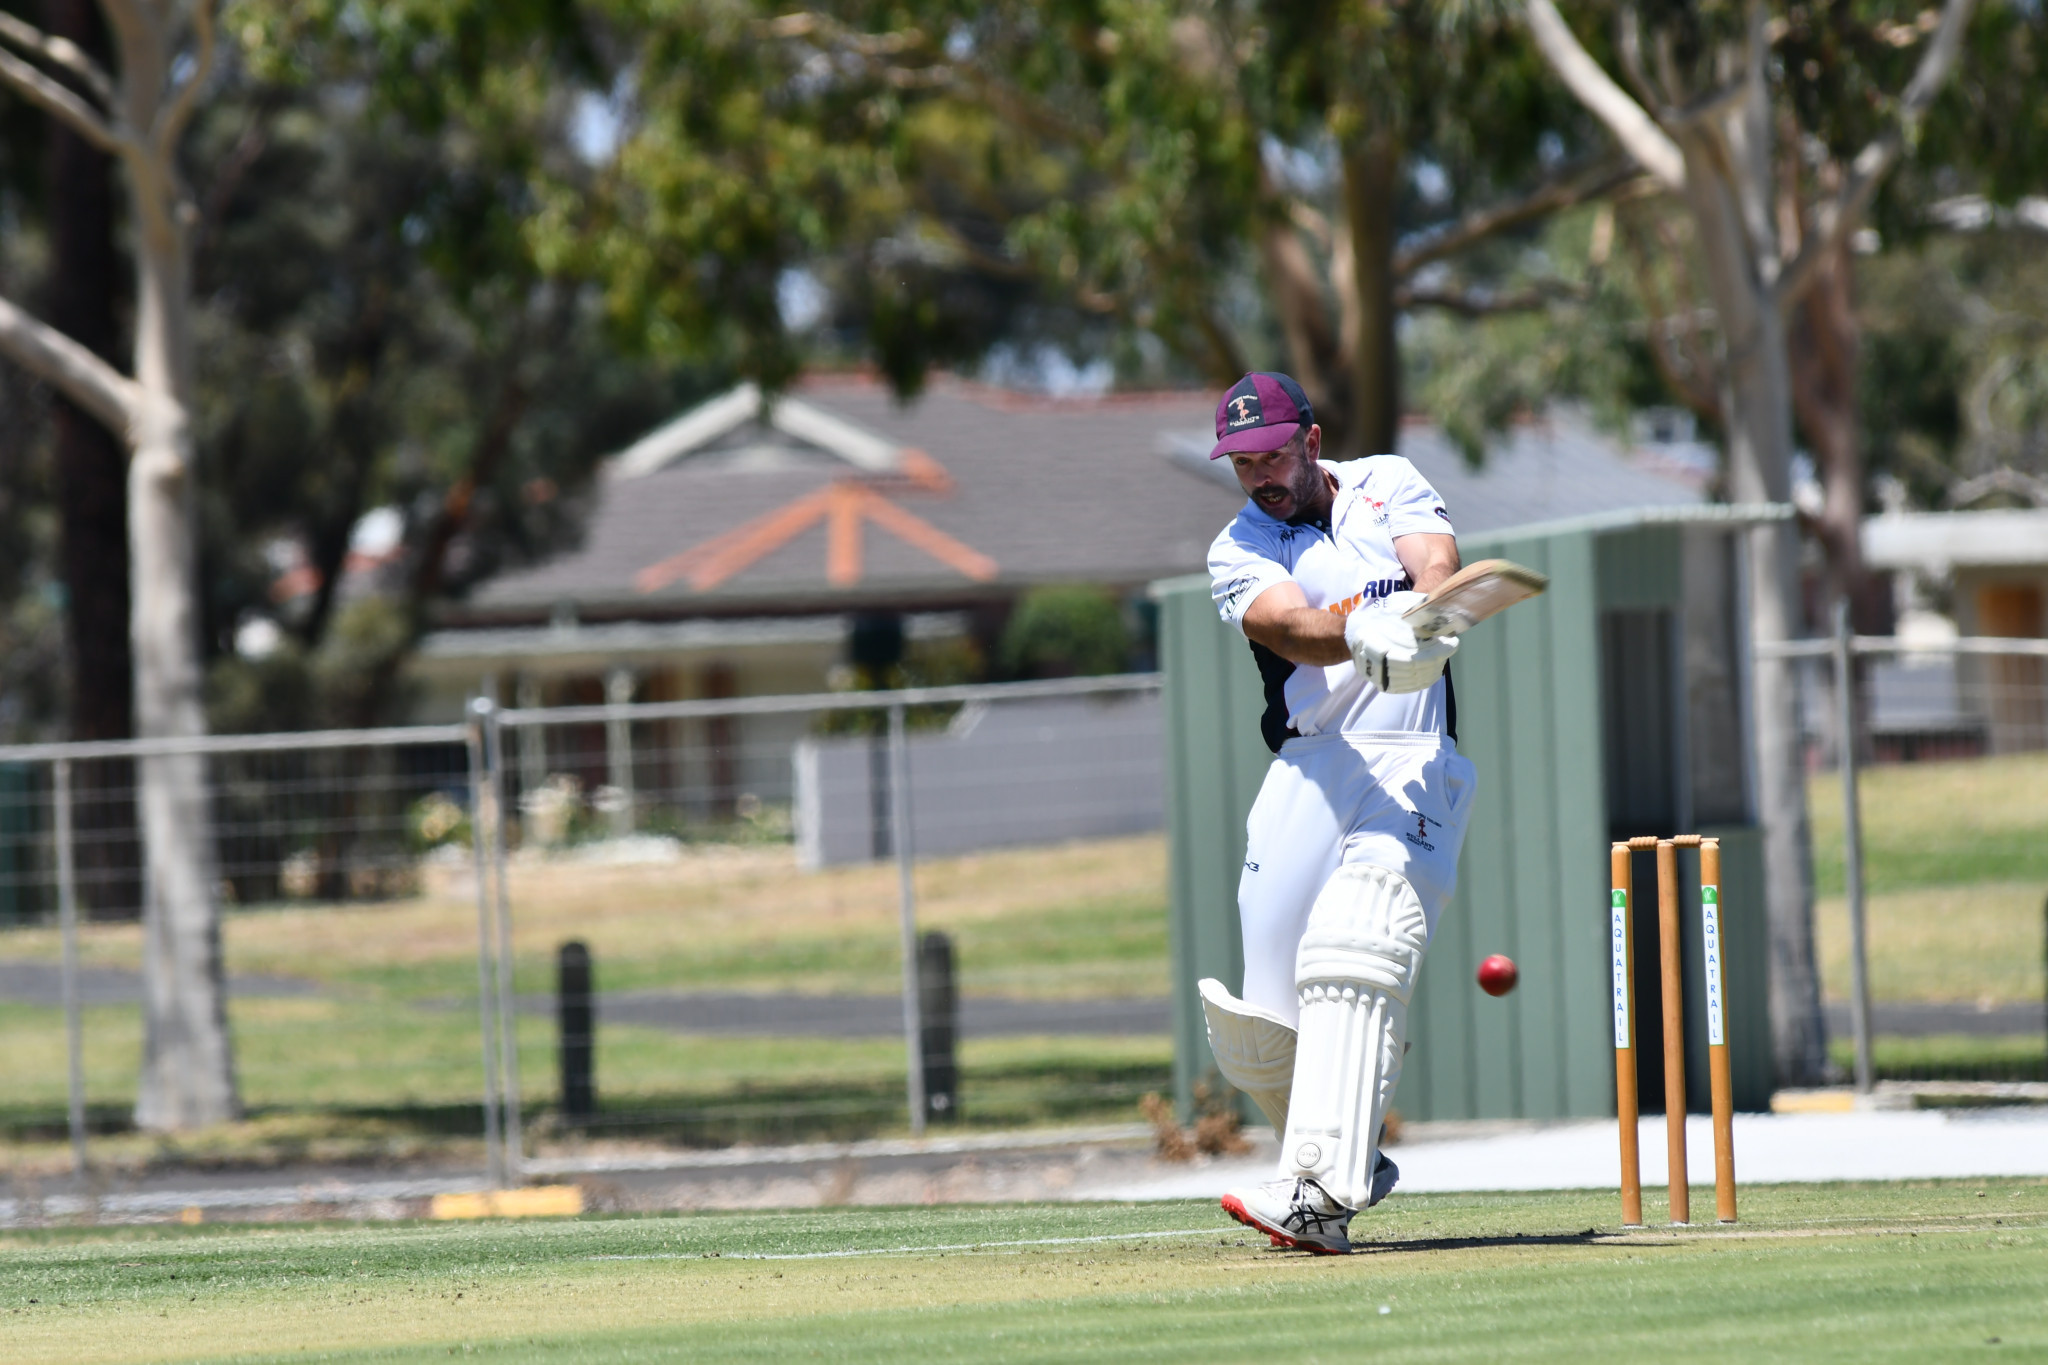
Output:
[{"xmin": 1403, "ymin": 559, "xmax": 1549, "ymax": 641}]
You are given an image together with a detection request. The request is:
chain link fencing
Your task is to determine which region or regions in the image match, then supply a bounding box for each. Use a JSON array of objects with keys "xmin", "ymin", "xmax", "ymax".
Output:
[
  {"xmin": 0, "ymin": 675, "xmax": 1171, "ymax": 1181},
  {"xmin": 1764, "ymin": 620, "xmax": 2048, "ymax": 1087}
]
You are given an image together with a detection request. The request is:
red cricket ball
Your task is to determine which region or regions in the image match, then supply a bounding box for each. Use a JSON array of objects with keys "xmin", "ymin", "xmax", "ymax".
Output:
[{"xmin": 1476, "ymin": 953, "xmax": 1519, "ymax": 996}]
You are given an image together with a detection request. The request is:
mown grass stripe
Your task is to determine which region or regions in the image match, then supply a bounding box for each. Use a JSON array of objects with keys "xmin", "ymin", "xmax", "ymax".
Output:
[{"xmin": 591, "ymin": 1226, "xmax": 1224, "ymax": 1262}]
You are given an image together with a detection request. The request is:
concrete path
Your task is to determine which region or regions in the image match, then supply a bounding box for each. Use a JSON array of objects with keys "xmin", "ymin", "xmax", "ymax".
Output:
[
  {"xmin": 1824, "ymin": 1000, "xmax": 2046, "ymax": 1037},
  {"xmin": 1094, "ymin": 1106, "xmax": 2048, "ymax": 1201},
  {"xmin": 0, "ymin": 962, "xmax": 1169, "ymax": 1036},
  {"xmin": 10, "ymin": 959, "xmax": 2037, "ymax": 1041},
  {"xmin": 527, "ymin": 991, "xmax": 1172, "ymax": 1038},
  {"xmin": 0, "ymin": 960, "xmax": 319, "ymax": 1007},
  {"xmin": 9, "ymin": 1106, "xmax": 2046, "ymax": 1227}
]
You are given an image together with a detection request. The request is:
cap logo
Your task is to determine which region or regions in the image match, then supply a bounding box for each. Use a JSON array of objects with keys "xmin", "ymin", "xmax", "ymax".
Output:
[{"xmin": 1226, "ymin": 391, "xmax": 1263, "ymax": 429}]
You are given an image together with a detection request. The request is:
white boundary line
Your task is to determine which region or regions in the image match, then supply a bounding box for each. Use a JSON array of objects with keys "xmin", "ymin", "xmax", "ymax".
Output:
[{"xmin": 591, "ymin": 1227, "xmax": 1225, "ymax": 1262}]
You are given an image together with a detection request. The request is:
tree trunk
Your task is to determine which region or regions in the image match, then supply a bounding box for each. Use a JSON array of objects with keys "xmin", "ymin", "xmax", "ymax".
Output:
[
  {"xmin": 1788, "ymin": 244, "xmax": 1865, "ymax": 609},
  {"xmin": 46, "ymin": 0, "xmax": 142, "ymax": 922},
  {"xmin": 1676, "ymin": 103, "xmax": 1831, "ymax": 1088},
  {"xmin": 1341, "ymin": 133, "xmax": 1401, "ymax": 458},
  {"xmin": 1258, "ymin": 208, "xmax": 1350, "ymax": 447},
  {"xmin": 1519, "ymin": 0, "xmax": 1977, "ymax": 1096},
  {"xmin": 127, "ymin": 143, "xmax": 238, "ymax": 1129}
]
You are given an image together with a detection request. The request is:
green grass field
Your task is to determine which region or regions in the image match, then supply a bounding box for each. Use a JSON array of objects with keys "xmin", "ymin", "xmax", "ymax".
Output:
[
  {"xmin": 0, "ymin": 837, "xmax": 1174, "ymax": 1168},
  {"xmin": 3, "ymin": 1183, "xmax": 2044, "ymax": 1363},
  {"xmin": 1813, "ymin": 880, "xmax": 2045, "ymax": 1006},
  {"xmin": 1, "ymin": 753, "xmax": 2040, "ymax": 1170},
  {"xmin": 1808, "ymin": 750, "xmax": 2048, "ymax": 897}
]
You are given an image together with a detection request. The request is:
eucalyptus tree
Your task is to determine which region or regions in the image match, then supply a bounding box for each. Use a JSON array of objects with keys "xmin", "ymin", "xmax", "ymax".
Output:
[
  {"xmin": 901, "ymin": 1, "xmax": 1635, "ymax": 455},
  {"xmin": 1522, "ymin": 0, "xmax": 1980, "ymax": 1084},
  {"xmin": 194, "ymin": 3, "xmax": 699, "ymax": 732},
  {"xmin": 0, "ymin": 0, "xmax": 240, "ymax": 1129},
  {"xmin": 509, "ymin": 2, "xmax": 1638, "ymax": 455}
]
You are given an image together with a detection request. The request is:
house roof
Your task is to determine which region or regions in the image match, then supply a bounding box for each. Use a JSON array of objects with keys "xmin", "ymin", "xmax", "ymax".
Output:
[
  {"xmin": 454, "ymin": 375, "xmax": 1707, "ymax": 623},
  {"xmin": 1863, "ymin": 509, "xmax": 2048, "ymax": 572}
]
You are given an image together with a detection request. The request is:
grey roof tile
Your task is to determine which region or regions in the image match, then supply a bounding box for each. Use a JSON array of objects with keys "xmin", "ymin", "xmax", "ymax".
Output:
[{"xmin": 459, "ymin": 377, "xmax": 1703, "ymax": 620}]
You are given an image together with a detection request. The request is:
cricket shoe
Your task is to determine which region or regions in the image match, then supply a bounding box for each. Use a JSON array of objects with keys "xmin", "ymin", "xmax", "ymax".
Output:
[
  {"xmin": 1220, "ymin": 1177, "xmax": 1355, "ymax": 1254},
  {"xmin": 1365, "ymin": 1150, "xmax": 1400, "ymax": 1208}
]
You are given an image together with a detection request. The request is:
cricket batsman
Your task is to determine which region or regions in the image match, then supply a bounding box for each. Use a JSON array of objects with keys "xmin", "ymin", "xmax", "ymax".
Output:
[{"xmin": 1199, "ymin": 371, "xmax": 1476, "ymax": 1253}]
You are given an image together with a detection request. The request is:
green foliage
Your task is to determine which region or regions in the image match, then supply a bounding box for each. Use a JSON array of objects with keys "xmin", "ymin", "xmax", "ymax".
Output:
[
  {"xmin": 406, "ymin": 792, "xmax": 470, "ymax": 853},
  {"xmin": 206, "ymin": 599, "xmax": 418, "ymax": 734},
  {"xmin": 174, "ymin": 6, "xmax": 719, "ymax": 726},
  {"xmin": 1853, "ymin": 231, "xmax": 2048, "ymax": 507},
  {"xmin": 999, "ymin": 585, "xmax": 1131, "ymax": 678},
  {"xmin": 1405, "ymin": 207, "xmax": 1669, "ymax": 464}
]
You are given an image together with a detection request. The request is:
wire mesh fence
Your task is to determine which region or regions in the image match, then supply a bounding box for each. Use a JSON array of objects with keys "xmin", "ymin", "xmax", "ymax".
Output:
[
  {"xmin": 0, "ymin": 675, "xmax": 1171, "ymax": 1179},
  {"xmin": 1764, "ymin": 624, "xmax": 2048, "ymax": 1087},
  {"xmin": 485, "ymin": 674, "xmax": 1167, "ymax": 1171}
]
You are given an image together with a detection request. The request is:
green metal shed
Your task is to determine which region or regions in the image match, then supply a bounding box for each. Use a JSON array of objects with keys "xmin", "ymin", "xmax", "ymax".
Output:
[{"xmin": 1155, "ymin": 504, "xmax": 1792, "ymax": 1124}]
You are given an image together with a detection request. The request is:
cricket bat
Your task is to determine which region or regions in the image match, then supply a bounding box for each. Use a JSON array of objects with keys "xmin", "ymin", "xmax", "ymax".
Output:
[{"xmin": 1403, "ymin": 559, "xmax": 1549, "ymax": 641}]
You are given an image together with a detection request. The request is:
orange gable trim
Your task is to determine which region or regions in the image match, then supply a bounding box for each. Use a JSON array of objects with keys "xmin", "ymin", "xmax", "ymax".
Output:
[{"xmin": 635, "ymin": 478, "xmax": 999, "ymax": 595}]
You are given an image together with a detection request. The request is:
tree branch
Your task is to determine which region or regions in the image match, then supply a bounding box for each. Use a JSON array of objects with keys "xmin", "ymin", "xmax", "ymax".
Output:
[
  {"xmin": 1394, "ymin": 279, "xmax": 1588, "ymax": 318},
  {"xmin": 411, "ymin": 377, "xmax": 531, "ymax": 603},
  {"xmin": 0, "ymin": 12, "xmax": 114, "ymax": 108},
  {"xmin": 0, "ymin": 292, "xmax": 141, "ymax": 434},
  {"xmin": 1524, "ymin": 0, "xmax": 1684, "ymax": 189},
  {"xmin": 0, "ymin": 43, "xmax": 124, "ymax": 153},
  {"xmin": 1663, "ymin": 79, "xmax": 1750, "ymax": 133},
  {"xmin": 1394, "ymin": 157, "xmax": 1646, "ymax": 277},
  {"xmin": 1618, "ymin": 210, "xmax": 1723, "ymax": 425},
  {"xmin": 1615, "ymin": 8, "xmax": 1663, "ymax": 109},
  {"xmin": 1774, "ymin": 0, "xmax": 1980, "ymax": 308},
  {"xmin": 765, "ymin": 10, "xmax": 928, "ymax": 58},
  {"xmin": 155, "ymin": 0, "xmax": 218, "ymax": 157}
]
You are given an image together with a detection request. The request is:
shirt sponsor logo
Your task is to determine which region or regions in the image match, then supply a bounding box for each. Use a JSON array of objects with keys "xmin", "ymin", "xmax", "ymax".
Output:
[
  {"xmin": 1243, "ymin": 859, "xmax": 1260, "ymax": 872},
  {"xmin": 1434, "ymin": 506, "xmax": 1450, "ymax": 522},
  {"xmin": 1323, "ymin": 576, "xmax": 1411, "ymax": 615}
]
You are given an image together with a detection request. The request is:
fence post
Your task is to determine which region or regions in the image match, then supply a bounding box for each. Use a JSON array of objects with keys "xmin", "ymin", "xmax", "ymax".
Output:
[
  {"xmin": 558, "ymin": 941, "xmax": 595, "ymax": 1125},
  {"xmin": 888, "ymin": 703, "xmax": 927, "ymax": 1137},
  {"xmin": 484, "ymin": 703, "xmax": 525, "ymax": 1182},
  {"xmin": 918, "ymin": 930, "xmax": 958, "ymax": 1123},
  {"xmin": 465, "ymin": 702, "xmax": 506, "ymax": 1187},
  {"xmin": 54, "ymin": 759, "xmax": 86, "ymax": 1176},
  {"xmin": 604, "ymin": 668, "xmax": 636, "ymax": 837},
  {"xmin": 1833, "ymin": 600, "xmax": 1874, "ymax": 1093},
  {"xmin": 516, "ymin": 675, "xmax": 546, "ymax": 800}
]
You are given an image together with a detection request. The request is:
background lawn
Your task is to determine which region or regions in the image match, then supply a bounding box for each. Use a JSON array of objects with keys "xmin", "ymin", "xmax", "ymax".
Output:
[
  {"xmin": 1807, "ymin": 750, "xmax": 2048, "ymax": 897},
  {"xmin": 3, "ymin": 749, "xmax": 2042, "ymax": 1168},
  {"xmin": 1, "ymin": 1181, "xmax": 2043, "ymax": 1363},
  {"xmin": 0, "ymin": 836, "xmax": 1175, "ymax": 1166}
]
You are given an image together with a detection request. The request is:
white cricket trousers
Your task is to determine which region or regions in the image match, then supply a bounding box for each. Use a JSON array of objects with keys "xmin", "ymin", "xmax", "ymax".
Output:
[{"xmin": 1236, "ymin": 730, "xmax": 1477, "ymax": 1027}]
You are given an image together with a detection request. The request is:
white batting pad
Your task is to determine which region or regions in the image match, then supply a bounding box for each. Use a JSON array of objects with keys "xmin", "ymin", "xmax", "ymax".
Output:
[
  {"xmin": 1282, "ymin": 863, "xmax": 1429, "ymax": 1209},
  {"xmin": 1198, "ymin": 978, "xmax": 1298, "ymax": 1132}
]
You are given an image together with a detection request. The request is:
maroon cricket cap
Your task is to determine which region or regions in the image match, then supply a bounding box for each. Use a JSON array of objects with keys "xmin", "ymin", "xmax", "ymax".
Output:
[{"xmin": 1210, "ymin": 371, "xmax": 1315, "ymax": 459}]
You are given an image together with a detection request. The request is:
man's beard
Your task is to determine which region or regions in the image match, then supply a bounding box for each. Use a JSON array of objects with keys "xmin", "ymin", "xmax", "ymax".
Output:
[{"xmin": 1280, "ymin": 462, "xmax": 1325, "ymax": 523}]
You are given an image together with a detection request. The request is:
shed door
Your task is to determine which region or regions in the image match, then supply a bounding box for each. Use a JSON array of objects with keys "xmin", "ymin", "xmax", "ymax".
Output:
[{"xmin": 1600, "ymin": 608, "xmax": 1682, "ymax": 839}]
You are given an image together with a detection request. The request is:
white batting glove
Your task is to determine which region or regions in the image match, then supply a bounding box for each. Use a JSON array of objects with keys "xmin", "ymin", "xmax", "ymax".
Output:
[
  {"xmin": 1345, "ymin": 598, "xmax": 1458, "ymax": 694},
  {"xmin": 1379, "ymin": 589, "xmax": 1428, "ymax": 618}
]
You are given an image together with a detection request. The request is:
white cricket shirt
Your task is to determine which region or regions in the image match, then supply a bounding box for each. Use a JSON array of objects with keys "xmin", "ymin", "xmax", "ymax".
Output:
[{"xmin": 1208, "ymin": 456, "xmax": 1456, "ymax": 751}]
